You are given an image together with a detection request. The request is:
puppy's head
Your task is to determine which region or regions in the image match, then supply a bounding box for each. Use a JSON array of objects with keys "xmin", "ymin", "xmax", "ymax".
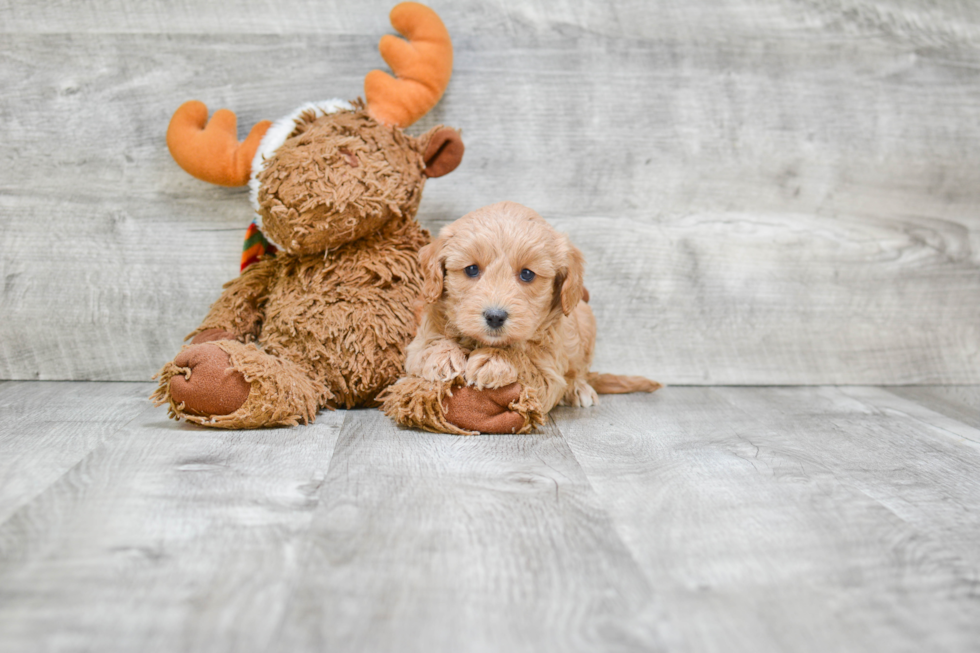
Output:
[{"xmin": 419, "ymin": 202, "xmax": 584, "ymax": 346}]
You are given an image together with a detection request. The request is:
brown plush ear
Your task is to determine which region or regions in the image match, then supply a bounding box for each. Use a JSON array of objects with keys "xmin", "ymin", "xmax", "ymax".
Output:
[
  {"xmin": 419, "ymin": 235, "xmax": 448, "ymax": 303},
  {"xmin": 553, "ymin": 240, "xmax": 585, "ymax": 316},
  {"xmin": 421, "ymin": 126, "xmax": 464, "ymax": 178}
]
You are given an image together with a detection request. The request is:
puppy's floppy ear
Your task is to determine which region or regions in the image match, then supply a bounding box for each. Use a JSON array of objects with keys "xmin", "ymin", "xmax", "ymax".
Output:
[
  {"xmin": 419, "ymin": 126, "xmax": 464, "ymax": 178},
  {"xmin": 553, "ymin": 239, "xmax": 585, "ymax": 316},
  {"xmin": 419, "ymin": 234, "xmax": 449, "ymax": 304}
]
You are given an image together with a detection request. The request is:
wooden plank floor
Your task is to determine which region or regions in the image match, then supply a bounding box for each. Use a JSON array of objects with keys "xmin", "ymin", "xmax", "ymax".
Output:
[{"xmin": 0, "ymin": 382, "xmax": 978, "ymax": 652}]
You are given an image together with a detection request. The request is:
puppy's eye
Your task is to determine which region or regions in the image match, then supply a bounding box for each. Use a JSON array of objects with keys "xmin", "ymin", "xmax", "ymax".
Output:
[
  {"xmin": 519, "ymin": 269, "xmax": 536, "ymax": 282},
  {"xmin": 464, "ymin": 264, "xmax": 480, "ymax": 278}
]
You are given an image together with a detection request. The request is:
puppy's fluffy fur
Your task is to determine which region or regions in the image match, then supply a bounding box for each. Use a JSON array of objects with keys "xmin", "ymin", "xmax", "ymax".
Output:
[{"xmin": 398, "ymin": 201, "xmax": 659, "ymax": 429}]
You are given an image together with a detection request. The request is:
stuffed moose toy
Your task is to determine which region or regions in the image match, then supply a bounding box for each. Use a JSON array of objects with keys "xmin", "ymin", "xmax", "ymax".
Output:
[{"xmin": 152, "ymin": 3, "xmax": 480, "ymax": 429}]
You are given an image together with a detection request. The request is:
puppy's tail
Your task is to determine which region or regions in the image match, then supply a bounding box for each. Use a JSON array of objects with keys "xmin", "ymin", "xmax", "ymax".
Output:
[{"xmin": 587, "ymin": 373, "xmax": 662, "ymax": 395}]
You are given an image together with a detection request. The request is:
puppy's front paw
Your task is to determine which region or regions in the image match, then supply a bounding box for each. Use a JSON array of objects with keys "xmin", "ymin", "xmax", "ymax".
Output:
[
  {"xmin": 562, "ymin": 378, "xmax": 599, "ymax": 408},
  {"xmin": 465, "ymin": 349, "xmax": 518, "ymax": 390},
  {"xmin": 416, "ymin": 340, "xmax": 469, "ymax": 383}
]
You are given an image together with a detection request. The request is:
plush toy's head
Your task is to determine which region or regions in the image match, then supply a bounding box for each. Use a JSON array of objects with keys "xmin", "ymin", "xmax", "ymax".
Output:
[
  {"xmin": 165, "ymin": 2, "xmax": 463, "ymax": 259},
  {"xmin": 253, "ymin": 102, "xmax": 461, "ymax": 255}
]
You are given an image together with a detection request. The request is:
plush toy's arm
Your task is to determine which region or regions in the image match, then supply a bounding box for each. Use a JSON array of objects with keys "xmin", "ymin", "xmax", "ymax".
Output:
[
  {"xmin": 379, "ymin": 378, "xmax": 545, "ymax": 435},
  {"xmin": 187, "ymin": 257, "xmax": 277, "ymax": 343}
]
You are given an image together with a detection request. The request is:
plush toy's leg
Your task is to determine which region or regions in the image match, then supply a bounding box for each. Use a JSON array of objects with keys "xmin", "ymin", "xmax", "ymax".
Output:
[
  {"xmin": 379, "ymin": 378, "xmax": 545, "ymax": 435},
  {"xmin": 152, "ymin": 340, "xmax": 330, "ymax": 429}
]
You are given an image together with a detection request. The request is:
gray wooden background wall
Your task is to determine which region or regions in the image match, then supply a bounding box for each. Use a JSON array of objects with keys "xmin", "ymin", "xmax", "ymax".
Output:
[{"xmin": 1, "ymin": 0, "xmax": 978, "ymax": 384}]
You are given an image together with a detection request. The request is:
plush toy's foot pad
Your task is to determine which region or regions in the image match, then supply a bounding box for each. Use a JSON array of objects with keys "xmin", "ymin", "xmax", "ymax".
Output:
[
  {"xmin": 153, "ymin": 340, "xmax": 327, "ymax": 429},
  {"xmin": 443, "ymin": 383, "xmax": 525, "ymax": 434},
  {"xmin": 169, "ymin": 343, "xmax": 250, "ymax": 417},
  {"xmin": 379, "ymin": 377, "xmax": 546, "ymax": 435}
]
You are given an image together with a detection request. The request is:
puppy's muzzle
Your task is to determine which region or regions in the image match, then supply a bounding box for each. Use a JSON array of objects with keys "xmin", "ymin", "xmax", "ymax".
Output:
[{"xmin": 483, "ymin": 307, "xmax": 508, "ymax": 330}]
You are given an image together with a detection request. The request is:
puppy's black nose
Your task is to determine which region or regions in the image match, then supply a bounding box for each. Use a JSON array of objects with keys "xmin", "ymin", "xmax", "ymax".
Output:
[{"xmin": 483, "ymin": 308, "xmax": 508, "ymax": 329}]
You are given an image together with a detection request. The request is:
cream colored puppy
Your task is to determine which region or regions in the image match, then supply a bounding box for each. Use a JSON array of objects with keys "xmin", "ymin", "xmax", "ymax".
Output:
[{"xmin": 405, "ymin": 201, "xmax": 658, "ymax": 418}]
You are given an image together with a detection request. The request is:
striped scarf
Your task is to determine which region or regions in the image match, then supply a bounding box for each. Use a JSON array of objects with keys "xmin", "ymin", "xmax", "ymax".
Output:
[{"xmin": 241, "ymin": 220, "xmax": 278, "ymax": 271}]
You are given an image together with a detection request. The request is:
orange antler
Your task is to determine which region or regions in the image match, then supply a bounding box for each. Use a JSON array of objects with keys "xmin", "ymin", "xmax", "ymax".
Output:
[
  {"xmin": 365, "ymin": 2, "xmax": 453, "ymax": 128},
  {"xmin": 166, "ymin": 101, "xmax": 272, "ymax": 187}
]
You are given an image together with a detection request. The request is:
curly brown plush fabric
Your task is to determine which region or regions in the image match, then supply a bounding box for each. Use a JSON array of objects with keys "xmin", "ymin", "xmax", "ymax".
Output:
[
  {"xmin": 153, "ymin": 106, "xmax": 463, "ymax": 428},
  {"xmin": 257, "ymin": 105, "xmax": 427, "ymax": 253}
]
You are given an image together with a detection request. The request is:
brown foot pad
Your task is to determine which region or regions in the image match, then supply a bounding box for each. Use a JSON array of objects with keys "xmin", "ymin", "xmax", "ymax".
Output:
[
  {"xmin": 443, "ymin": 382, "xmax": 525, "ymax": 434},
  {"xmin": 170, "ymin": 343, "xmax": 250, "ymax": 417}
]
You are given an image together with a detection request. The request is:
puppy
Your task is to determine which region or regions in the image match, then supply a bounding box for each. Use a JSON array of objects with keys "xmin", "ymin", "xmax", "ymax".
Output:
[{"xmin": 399, "ymin": 201, "xmax": 659, "ymax": 431}]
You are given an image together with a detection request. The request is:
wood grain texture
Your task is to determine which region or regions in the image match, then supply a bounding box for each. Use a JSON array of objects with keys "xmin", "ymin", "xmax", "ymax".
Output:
[
  {"xmin": 0, "ymin": 395, "xmax": 345, "ymax": 653},
  {"xmin": 2, "ymin": 0, "xmax": 980, "ymax": 382},
  {"xmin": 1, "ymin": 381, "xmax": 980, "ymax": 650},
  {"xmin": 0, "ymin": 381, "xmax": 150, "ymax": 525},
  {"xmin": 553, "ymin": 388, "xmax": 980, "ymax": 652},
  {"xmin": 838, "ymin": 385, "xmax": 980, "ymax": 450},
  {"xmin": 3, "ymin": 0, "xmax": 980, "ymax": 40},
  {"xmin": 885, "ymin": 385, "xmax": 980, "ymax": 430},
  {"xmin": 276, "ymin": 409, "xmax": 670, "ymax": 653}
]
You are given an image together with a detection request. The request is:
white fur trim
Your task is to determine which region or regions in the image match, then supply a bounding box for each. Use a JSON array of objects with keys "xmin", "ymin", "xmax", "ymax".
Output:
[{"xmin": 248, "ymin": 98, "xmax": 353, "ymax": 247}]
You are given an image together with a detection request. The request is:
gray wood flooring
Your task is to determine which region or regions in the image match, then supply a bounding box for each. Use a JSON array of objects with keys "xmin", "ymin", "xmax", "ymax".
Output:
[
  {"xmin": 1, "ymin": 382, "xmax": 978, "ymax": 652},
  {"xmin": 2, "ymin": 0, "xmax": 980, "ymax": 384}
]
